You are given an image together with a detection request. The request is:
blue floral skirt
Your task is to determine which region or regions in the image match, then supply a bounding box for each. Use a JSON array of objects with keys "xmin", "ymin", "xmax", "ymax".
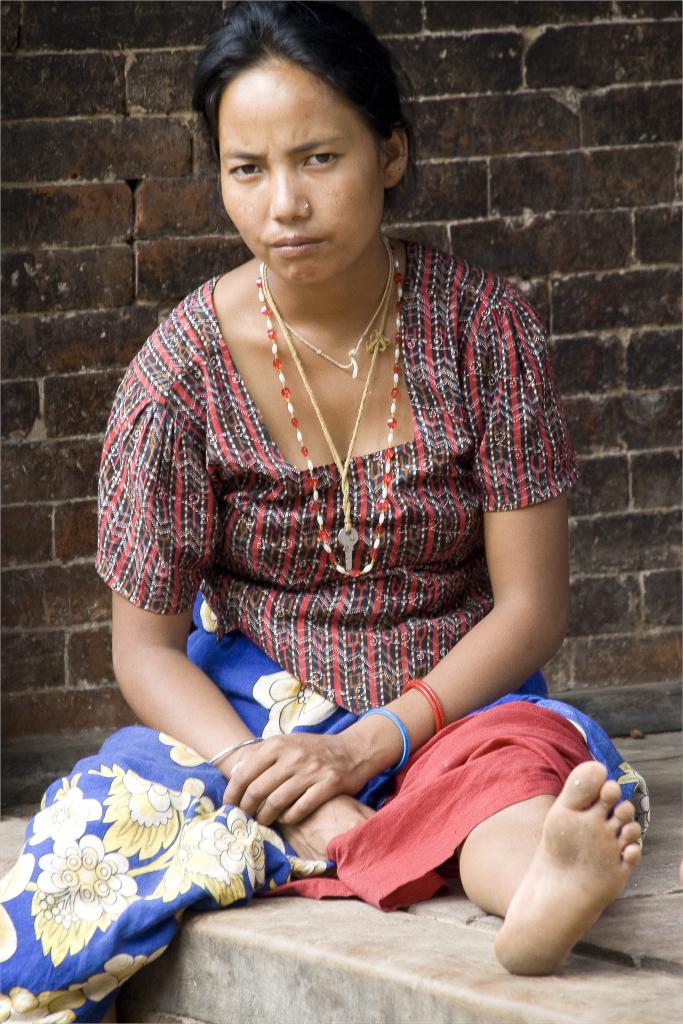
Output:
[{"xmin": 0, "ymin": 595, "xmax": 650, "ymax": 1022}]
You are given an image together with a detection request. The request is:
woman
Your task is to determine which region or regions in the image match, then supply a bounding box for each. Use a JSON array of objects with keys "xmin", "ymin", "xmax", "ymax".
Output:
[{"xmin": 0, "ymin": 3, "xmax": 649, "ymax": 1020}]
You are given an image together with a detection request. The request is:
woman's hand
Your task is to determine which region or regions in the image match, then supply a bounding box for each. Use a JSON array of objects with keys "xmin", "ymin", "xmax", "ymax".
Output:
[
  {"xmin": 220, "ymin": 731, "xmax": 369, "ymax": 826},
  {"xmin": 277, "ymin": 794, "xmax": 376, "ymax": 861}
]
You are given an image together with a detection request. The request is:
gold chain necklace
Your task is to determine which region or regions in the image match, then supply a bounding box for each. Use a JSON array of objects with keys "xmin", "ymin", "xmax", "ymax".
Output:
[
  {"xmin": 278, "ymin": 260, "xmax": 394, "ymax": 379},
  {"xmin": 257, "ymin": 239, "xmax": 404, "ymax": 576}
]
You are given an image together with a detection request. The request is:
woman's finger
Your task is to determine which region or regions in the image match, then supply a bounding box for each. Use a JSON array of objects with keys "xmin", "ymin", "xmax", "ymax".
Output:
[
  {"xmin": 238, "ymin": 763, "xmax": 308, "ymax": 819},
  {"xmin": 251, "ymin": 775, "xmax": 318, "ymax": 825},
  {"xmin": 222, "ymin": 745, "xmax": 278, "ymax": 806},
  {"xmin": 274, "ymin": 778, "xmax": 345, "ymax": 826}
]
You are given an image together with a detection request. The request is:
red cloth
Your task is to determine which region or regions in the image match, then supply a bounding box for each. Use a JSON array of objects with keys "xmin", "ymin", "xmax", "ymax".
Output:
[{"xmin": 267, "ymin": 702, "xmax": 592, "ymax": 911}]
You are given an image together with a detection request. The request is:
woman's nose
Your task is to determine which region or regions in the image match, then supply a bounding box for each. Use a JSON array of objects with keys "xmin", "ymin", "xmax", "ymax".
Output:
[{"xmin": 269, "ymin": 172, "xmax": 308, "ymax": 221}]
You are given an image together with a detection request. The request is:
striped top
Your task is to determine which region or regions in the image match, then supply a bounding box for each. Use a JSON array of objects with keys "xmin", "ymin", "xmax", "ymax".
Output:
[{"xmin": 96, "ymin": 241, "xmax": 578, "ymax": 713}]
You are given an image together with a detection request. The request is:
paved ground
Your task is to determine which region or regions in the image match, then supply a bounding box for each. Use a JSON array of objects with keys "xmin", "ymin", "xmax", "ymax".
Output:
[{"xmin": 1, "ymin": 731, "xmax": 680, "ymax": 1022}]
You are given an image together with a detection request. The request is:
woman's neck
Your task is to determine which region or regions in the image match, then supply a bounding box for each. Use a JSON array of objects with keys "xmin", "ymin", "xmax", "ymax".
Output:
[{"xmin": 264, "ymin": 236, "xmax": 400, "ymax": 358}]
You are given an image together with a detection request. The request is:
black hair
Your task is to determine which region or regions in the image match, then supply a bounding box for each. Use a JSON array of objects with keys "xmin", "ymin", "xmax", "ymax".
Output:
[{"xmin": 192, "ymin": 0, "xmax": 416, "ymax": 203}]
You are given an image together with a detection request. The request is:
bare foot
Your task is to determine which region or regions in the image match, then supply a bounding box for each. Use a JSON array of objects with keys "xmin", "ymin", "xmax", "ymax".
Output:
[
  {"xmin": 278, "ymin": 794, "xmax": 375, "ymax": 860},
  {"xmin": 495, "ymin": 760, "xmax": 642, "ymax": 975}
]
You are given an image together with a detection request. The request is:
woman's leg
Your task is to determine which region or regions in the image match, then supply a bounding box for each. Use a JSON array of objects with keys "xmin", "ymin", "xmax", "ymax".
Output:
[
  {"xmin": 458, "ymin": 760, "xmax": 642, "ymax": 975},
  {"xmin": 0, "ymin": 725, "xmax": 300, "ymax": 1022}
]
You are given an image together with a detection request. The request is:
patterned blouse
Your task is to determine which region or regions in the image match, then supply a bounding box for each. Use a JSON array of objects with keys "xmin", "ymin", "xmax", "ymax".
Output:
[{"xmin": 96, "ymin": 241, "xmax": 578, "ymax": 714}]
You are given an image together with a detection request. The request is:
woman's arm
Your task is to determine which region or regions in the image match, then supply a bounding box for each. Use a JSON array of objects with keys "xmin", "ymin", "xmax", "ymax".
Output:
[
  {"xmin": 110, "ymin": 591, "xmax": 374, "ymax": 815},
  {"xmin": 414, "ymin": 491, "xmax": 570, "ymax": 722},
  {"xmin": 111, "ymin": 592, "xmax": 254, "ymax": 759},
  {"xmin": 340, "ymin": 494, "xmax": 571, "ymax": 767}
]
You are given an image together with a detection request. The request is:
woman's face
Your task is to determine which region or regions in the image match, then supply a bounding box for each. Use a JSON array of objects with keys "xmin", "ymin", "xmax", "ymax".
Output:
[{"xmin": 216, "ymin": 59, "xmax": 407, "ymax": 284}]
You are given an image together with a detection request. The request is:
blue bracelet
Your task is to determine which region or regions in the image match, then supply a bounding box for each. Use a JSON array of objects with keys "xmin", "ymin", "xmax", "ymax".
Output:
[{"xmin": 360, "ymin": 708, "xmax": 411, "ymax": 774}]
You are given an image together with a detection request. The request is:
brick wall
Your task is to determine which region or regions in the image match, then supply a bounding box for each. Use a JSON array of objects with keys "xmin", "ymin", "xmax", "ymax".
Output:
[{"xmin": 2, "ymin": 1, "xmax": 681, "ymax": 753}]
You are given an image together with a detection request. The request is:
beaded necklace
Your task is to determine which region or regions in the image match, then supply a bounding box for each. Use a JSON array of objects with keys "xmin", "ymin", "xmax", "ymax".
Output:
[{"xmin": 257, "ymin": 238, "xmax": 405, "ymax": 577}]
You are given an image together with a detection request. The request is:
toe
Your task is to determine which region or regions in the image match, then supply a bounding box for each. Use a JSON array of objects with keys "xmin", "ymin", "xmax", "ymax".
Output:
[
  {"xmin": 623, "ymin": 842, "xmax": 642, "ymax": 867},
  {"xmin": 560, "ymin": 761, "xmax": 608, "ymax": 811},
  {"xmin": 618, "ymin": 821, "xmax": 642, "ymax": 851},
  {"xmin": 598, "ymin": 779, "xmax": 623, "ymax": 815},
  {"xmin": 608, "ymin": 799, "xmax": 636, "ymax": 833}
]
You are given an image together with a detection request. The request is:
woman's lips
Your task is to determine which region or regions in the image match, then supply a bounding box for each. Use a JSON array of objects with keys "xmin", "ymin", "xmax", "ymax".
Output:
[{"xmin": 272, "ymin": 238, "xmax": 324, "ymax": 257}]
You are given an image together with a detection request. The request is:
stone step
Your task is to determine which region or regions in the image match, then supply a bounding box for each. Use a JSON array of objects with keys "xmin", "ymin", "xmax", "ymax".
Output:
[
  {"xmin": 118, "ymin": 895, "xmax": 683, "ymax": 1024},
  {"xmin": 2, "ymin": 731, "xmax": 681, "ymax": 1023}
]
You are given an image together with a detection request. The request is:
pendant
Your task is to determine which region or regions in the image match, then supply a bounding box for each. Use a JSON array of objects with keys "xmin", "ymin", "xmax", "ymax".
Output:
[
  {"xmin": 337, "ymin": 526, "xmax": 359, "ymax": 571},
  {"xmin": 366, "ymin": 329, "xmax": 389, "ymax": 355},
  {"xmin": 348, "ymin": 349, "xmax": 359, "ymax": 380}
]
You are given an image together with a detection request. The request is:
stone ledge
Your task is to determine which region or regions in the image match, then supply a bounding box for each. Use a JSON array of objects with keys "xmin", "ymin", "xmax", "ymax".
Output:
[
  {"xmin": 2, "ymin": 732, "xmax": 680, "ymax": 1023},
  {"xmin": 119, "ymin": 895, "xmax": 683, "ymax": 1024}
]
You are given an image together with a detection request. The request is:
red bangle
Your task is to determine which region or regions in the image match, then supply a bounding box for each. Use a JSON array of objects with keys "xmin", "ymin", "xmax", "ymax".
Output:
[{"xmin": 403, "ymin": 678, "xmax": 446, "ymax": 734}]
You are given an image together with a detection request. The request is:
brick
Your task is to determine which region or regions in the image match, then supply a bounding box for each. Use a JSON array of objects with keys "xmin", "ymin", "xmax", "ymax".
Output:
[
  {"xmin": 136, "ymin": 178, "xmax": 228, "ymax": 239},
  {"xmin": 1, "ymin": 1, "xmax": 20, "ymax": 51},
  {"xmin": 425, "ymin": 2, "xmax": 614, "ymax": 30},
  {"xmin": 1, "ymin": 505, "xmax": 52, "ymax": 567},
  {"xmin": 1, "ymin": 307, "xmax": 156, "ymax": 379},
  {"xmin": 67, "ymin": 626, "xmax": 114, "ymax": 687},
  {"xmin": 643, "ymin": 570, "xmax": 682, "ymax": 626},
  {"xmin": 626, "ymin": 328, "xmax": 682, "ymax": 389},
  {"xmin": 635, "ymin": 206, "xmax": 682, "ymax": 264},
  {"xmin": 2, "ymin": 54, "xmax": 125, "ymax": 119},
  {"xmin": 2, "ymin": 686, "xmax": 134, "ymax": 740},
  {"xmin": 353, "ymin": 0, "xmax": 422, "ymax": 34},
  {"xmin": 2, "ymin": 185, "xmax": 132, "ymax": 247},
  {"xmin": 550, "ymin": 334, "xmax": 625, "ymax": 395},
  {"xmin": 616, "ymin": 1, "xmax": 682, "ymax": 17},
  {"xmin": 526, "ymin": 22, "xmax": 680, "ymax": 89},
  {"xmin": 391, "ymin": 161, "xmax": 487, "ymax": 222},
  {"xmin": 505, "ymin": 278, "xmax": 549, "ymax": 322},
  {"xmin": 192, "ymin": 115, "xmax": 218, "ymax": 175},
  {"xmin": 581, "ymin": 84, "xmax": 681, "ymax": 146},
  {"xmin": 54, "ymin": 499, "xmax": 98, "ymax": 560},
  {"xmin": 1, "ymin": 631, "xmax": 65, "ymax": 693},
  {"xmin": 126, "ymin": 49, "xmax": 199, "ymax": 114},
  {"xmin": 384, "ymin": 223, "xmax": 451, "ymax": 252},
  {"xmin": 1, "ymin": 247, "xmax": 134, "ymax": 314},
  {"xmin": 631, "ymin": 450, "xmax": 682, "ymax": 508},
  {"xmin": 2, "ymin": 563, "xmax": 110, "ymax": 629},
  {"xmin": 137, "ymin": 236, "xmax": 251, "ymax": 303},
  {"xmin": 570, "ymin": 510, "xmax": 681, "ymax": 572},
  {"xmin": 450, "ymin": 210, "xmax": 632, "ymax": 278},
  {"xmin": 2, "ymin": 118, "xmax": 191, "ymax": 183},
  {"xmin": 491, "ymin": 147, "xmax": 677, "ymax": 216},
  {"xmin": 567, "ymin": 455, "xmax": 629, "ymax": 516},
  {"xmin": 22, "ymin": 1, "xmax": 224, "ymax": 49},
  {"xmin": 551, "ymin": 268, "xmax": 681, "ymax": 333},
  {"xmin": 1, "ymin": 381, "xmax": 39, "ymax": 439},
  {"xmin": 542, "ymin": 637, "xmax": 573, "ymax": 691},
  {"xmin": 1, "ymin": 439, "xmax": 101, "ymax": 504},
  {"xmin": 392, "ymin": 33, "xmax": 522, "ymax": 97},
  {"xmin": 568, "ymin": 574, "xmax": 640, "ymax": 635},
  {"xmin": 44, "ymin": 371, "xmax": 124, "ymax": 438},
  {"xmin": 572, "ymin": 631, "xmax": 682, "ymax": 688},
  {"xmin": 411, "ymin": 93, "xmax": 578, "ymax": 159},
  {"xmin": 564, "ymin": 391, "xmax": 682, "ymax": 454}
]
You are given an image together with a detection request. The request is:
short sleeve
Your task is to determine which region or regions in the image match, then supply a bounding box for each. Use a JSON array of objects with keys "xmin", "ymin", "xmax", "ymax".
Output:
[
  {"xmin": 463, "ymin": 283, "xmax": 579, "ymax": 512},
  {"xmin": 96, "ymin": 365, "xmax": 217, "ymax": 614}
]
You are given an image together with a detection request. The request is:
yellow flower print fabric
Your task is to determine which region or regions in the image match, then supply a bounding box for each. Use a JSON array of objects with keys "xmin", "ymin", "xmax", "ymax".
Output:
[{"xmin": 0, "ymin": 724, "xmax": 332, "ymax": 1022}]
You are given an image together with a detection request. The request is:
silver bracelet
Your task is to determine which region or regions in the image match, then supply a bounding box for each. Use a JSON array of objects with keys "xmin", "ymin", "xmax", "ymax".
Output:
[{"xmin": 208, "ymin": 737, "xmax": 263, "ymax": 767}]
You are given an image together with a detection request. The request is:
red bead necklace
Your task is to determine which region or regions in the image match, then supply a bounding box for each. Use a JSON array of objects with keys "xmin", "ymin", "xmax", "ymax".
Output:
[{"xmin": 257, "ymin": 241, "xmax": 404, "ymax": 578}]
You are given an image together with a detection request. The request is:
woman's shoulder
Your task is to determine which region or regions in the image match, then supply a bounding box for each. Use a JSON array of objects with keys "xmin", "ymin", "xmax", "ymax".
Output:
[
  {"xmin": 404, "ymin": 237, "xmax": 543, "ymax": 328},
  {"xmin": 125, "ymin": 276, "xmax": 225, "ymax": 406}
]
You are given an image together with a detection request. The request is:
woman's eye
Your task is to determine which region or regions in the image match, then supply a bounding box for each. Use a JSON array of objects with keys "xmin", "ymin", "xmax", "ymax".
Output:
[
  {"xmin": 307, "ymin": 153, "xmax": 336, "ymax": 166},
  {"xmin": 231, "ymin": 164, "xmax": 260, "ymax": 178}
]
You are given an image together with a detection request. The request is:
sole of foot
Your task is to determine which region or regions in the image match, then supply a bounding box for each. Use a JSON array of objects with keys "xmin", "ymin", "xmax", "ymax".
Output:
[{"xmin": 495, "ymin": 760, "xmax": 642, "ymax": 976}]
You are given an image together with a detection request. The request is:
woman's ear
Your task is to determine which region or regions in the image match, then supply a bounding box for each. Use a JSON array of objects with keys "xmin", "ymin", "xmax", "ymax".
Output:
[{"xmin": 381, "ymin": 129, "xmax": 409, "ymax": 190}]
